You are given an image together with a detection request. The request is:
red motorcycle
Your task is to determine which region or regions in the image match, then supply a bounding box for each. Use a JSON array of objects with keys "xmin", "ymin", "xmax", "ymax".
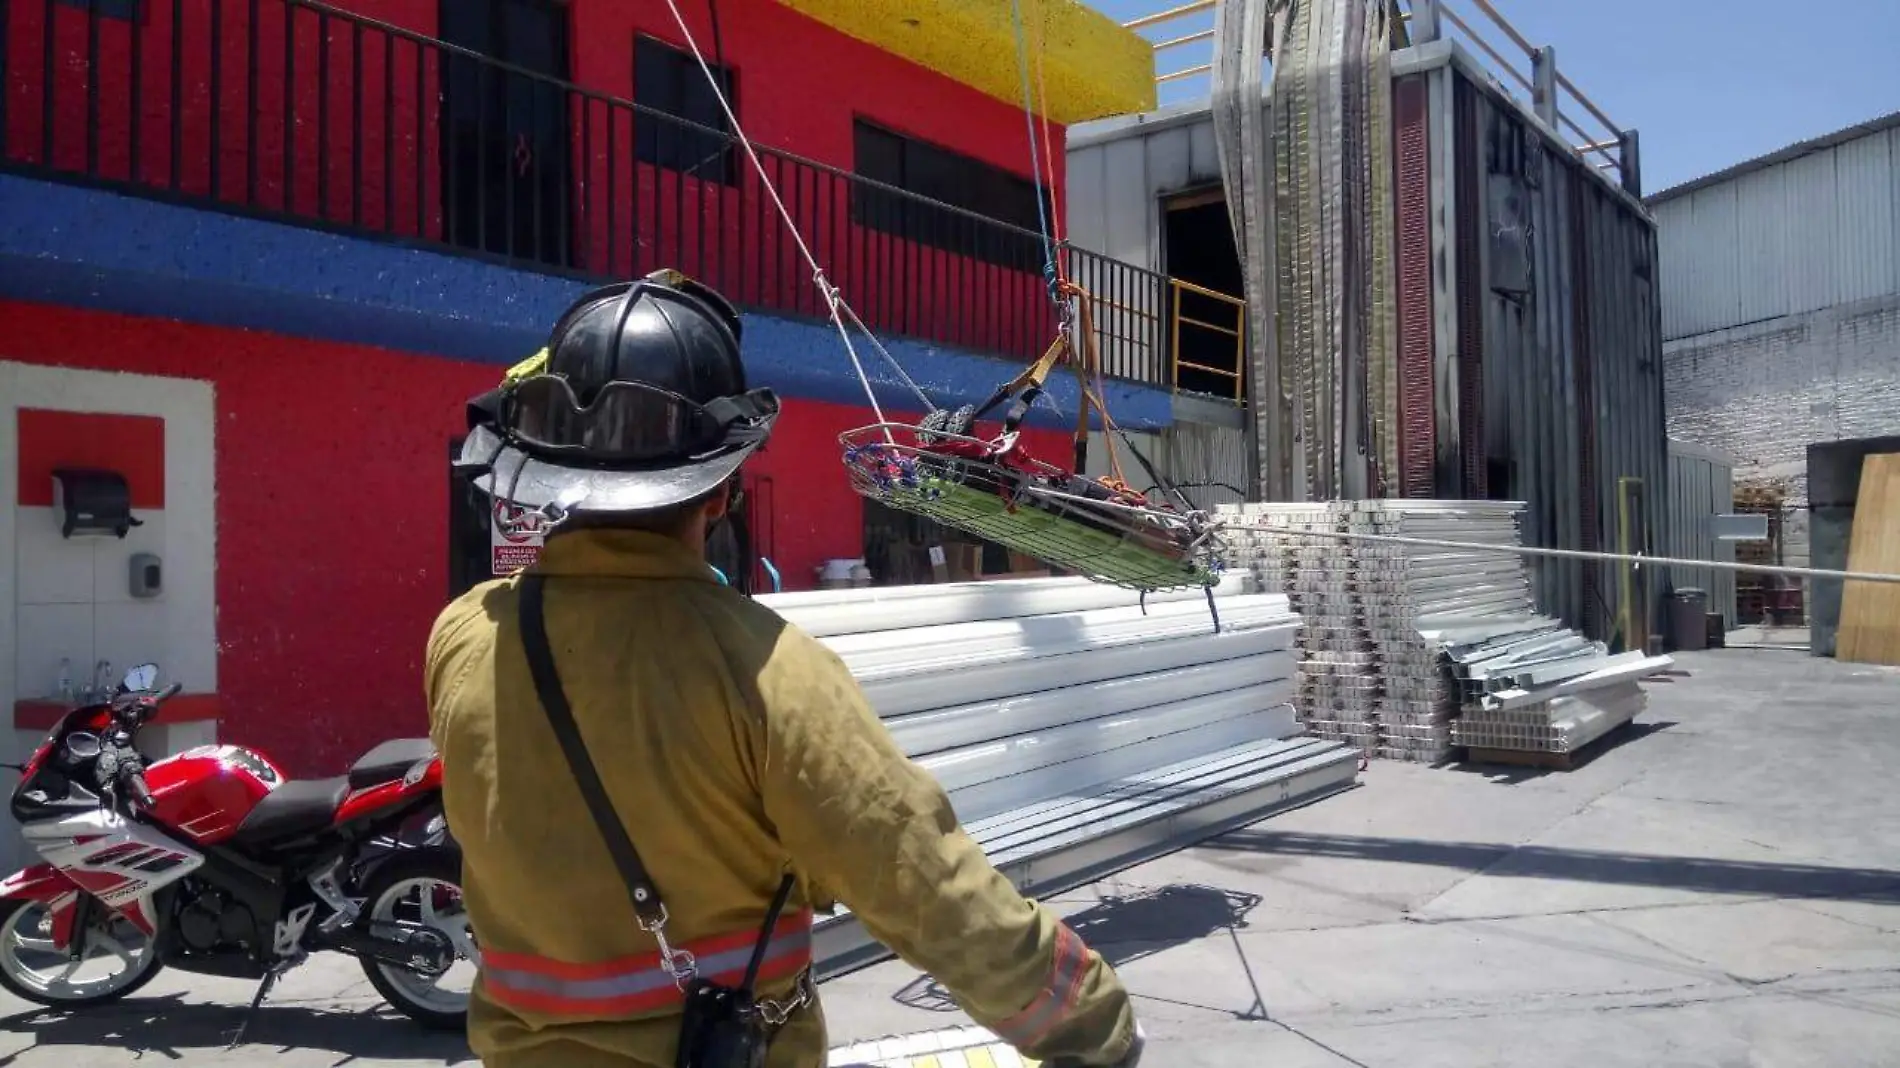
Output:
[{"xmin": 0, "ymin": 663, "xmax": 474, "ymax": 1034}]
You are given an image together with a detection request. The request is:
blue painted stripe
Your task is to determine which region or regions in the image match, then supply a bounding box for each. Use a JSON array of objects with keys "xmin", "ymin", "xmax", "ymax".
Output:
[{"xmin": 0, "ymin": 173, "xmax": 1172, "ymax": 431}]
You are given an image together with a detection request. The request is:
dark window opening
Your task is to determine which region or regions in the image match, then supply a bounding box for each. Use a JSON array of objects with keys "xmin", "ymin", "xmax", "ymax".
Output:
[
  {"xmin": 1161, "ymin": 192, "xmax": 1248, "ymax": 401},
  {"xmin": 635, "ymin": 35, "xmax": 738, "ymax": 186},
  {"xmin": 437, "ymin": 0, "xmax": 575, "ymax": 268},
  {"xmin": 850, "ymin": 120, "xmax": 1048, "ymax": 272},
  {"xmin": 55, "ymin": 0, "xmax": 142, "ymax": 20}
]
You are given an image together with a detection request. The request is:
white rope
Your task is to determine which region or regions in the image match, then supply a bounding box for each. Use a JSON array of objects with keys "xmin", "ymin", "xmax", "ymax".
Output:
[
  {"xmin": 1246, "ymin": 525, "xmax": 1900, "ymax": 586},
  {"xmin": 658, "ymin": 0, "xmax": 933, "ymax": 429}
]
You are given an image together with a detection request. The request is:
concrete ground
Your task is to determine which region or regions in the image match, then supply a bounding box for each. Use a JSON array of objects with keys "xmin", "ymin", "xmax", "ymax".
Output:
[{"xmin": 3, "ymin": 647, "xmax": 1897, "ymax": 1066}]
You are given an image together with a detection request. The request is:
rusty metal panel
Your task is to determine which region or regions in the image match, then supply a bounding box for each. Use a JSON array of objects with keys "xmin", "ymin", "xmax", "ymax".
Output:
[{"xmin": 1392, "ymin": 74, "xmax": 1437, "ymax": 497}]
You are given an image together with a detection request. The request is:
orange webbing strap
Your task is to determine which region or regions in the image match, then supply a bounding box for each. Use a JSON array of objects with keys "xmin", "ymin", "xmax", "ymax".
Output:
[{"xmin": 1062, "ymin": 285, "xmax": 1130, "ymax": 489}]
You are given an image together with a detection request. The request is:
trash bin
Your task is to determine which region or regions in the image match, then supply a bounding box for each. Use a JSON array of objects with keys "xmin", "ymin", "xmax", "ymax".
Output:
[{"xmin": 1670, "ymin": 588, "xmax": 1710, "ymax": 651}]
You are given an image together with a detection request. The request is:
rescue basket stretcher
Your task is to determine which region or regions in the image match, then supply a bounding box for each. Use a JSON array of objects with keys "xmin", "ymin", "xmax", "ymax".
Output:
[{"xmin": 839, "ymin": 422, "xmax": 1226, "ymax": 594}]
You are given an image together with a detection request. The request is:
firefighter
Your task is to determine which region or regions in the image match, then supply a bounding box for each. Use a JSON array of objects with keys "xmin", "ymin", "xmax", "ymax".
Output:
[{"xmin": 429, "ymin": 269, "xmax": 1145, "ymax": 1068}]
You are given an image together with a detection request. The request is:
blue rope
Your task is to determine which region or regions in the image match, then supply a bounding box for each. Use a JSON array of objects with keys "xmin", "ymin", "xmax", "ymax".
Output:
[{"xmin": 1008, "ymin": 0, "xmax": 1060, "ymax": 304}]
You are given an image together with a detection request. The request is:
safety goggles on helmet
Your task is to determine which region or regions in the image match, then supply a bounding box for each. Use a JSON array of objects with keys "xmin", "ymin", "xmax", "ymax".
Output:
[{"xmin": 471, "ymin": 374, "xmax": 779, "ymax": 467}]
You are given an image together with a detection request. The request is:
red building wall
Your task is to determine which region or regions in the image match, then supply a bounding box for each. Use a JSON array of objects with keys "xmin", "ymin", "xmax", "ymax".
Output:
[
  {"xmin": 2, "ymin": 0, "xmax": 1068, "ymax": 361},
  {"xmin": 1, "ymin": 299, "xmax": 1074, "ymax": 775}
]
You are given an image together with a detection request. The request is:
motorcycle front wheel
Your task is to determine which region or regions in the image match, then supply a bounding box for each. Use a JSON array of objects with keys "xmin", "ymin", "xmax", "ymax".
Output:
[
  {"xmin": 357, "ymin": 845, "xmax": 479, "ymax": 1031},
  {"xmin": 0, "ymin": 895, "xmax": 164, "ymax": 1007}
]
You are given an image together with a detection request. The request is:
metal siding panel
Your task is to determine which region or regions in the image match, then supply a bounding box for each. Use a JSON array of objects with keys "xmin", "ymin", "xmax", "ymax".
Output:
[
  {"xmin": 1732, "ymin": 164, "xmax": 1794, "ymax": 326},
  {"xmin": 1146, "ymin": 126, "xmax": 1195, "ymax": 197},
  {"xmin": 1656, "ymin": 185, "xmax": 1731, "ymax": 341},
  {"xmin": 1653, "ymin": 195, "xmax": 1693, "ymax": 341},
  {"xmin": 1657, "ymin": 126, "xmax": 1900, "ymax": 340},
  {"xmin": 1696, "ymin": 184, "xmax": 1746, "ymax": 339},
  {"xmin": 1187, "ymin": 119, "xmax": 1223, "ymax": 185},
  {"xmin": 1783, "ymin": 148, "xmax": 1842, "ymax": 316},
  {"xmin": 1455, "ymin": 72, "xmax": 1667, "ymax": 641},
  {"xmin": 1833, "ymin": 131, "xmax": 1898, "ymax": 305},
  {"xmin": 1100, "ymin": 138, "xmax": 1156, "ymax": 267},
  {"xmin": 1066, "ymin": 143, "xmax": 1112, "ymax": 262},
  {"xmin": 1892, "ymin": 127, "xmax": 1900, "ymax": 298}
]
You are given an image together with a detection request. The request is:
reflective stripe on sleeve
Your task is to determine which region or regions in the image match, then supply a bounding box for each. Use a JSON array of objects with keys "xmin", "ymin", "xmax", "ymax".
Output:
[
  {"xmin": 991, "ymin": 921, "xmax": 1090, "ymax": 1050},
  {"xmin": 480, "ymin": 909, "xmax": 813, "ymax": 1017}
]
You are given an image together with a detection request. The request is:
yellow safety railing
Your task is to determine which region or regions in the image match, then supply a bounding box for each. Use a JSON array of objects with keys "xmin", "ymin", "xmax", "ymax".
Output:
[{"xmin": 1169, "ymin": 278, "xmax": 1247, "ymax": 402}]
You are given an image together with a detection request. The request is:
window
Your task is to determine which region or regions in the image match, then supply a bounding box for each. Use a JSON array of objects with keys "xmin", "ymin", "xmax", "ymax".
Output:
[
  {"xmin": 634, "ymin": 35, "xmax": 738, "ymax": 186},
  {"xmin": 850, "ymin": 121, "xmax": 1049, "ymax": 272},
  {"xmin": 55, "ymin": 0, "xmax": 141, "ymax": 19}
]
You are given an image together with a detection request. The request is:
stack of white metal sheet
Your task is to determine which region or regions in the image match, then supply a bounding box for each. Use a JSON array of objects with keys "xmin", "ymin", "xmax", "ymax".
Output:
[
  {"xmin": 758, "ymin": 575, "xmax": 1360, "ymax": 978},
  {"xmin": 1218, "ymin": 502, "xmax": 1383, "ymax": 755}
]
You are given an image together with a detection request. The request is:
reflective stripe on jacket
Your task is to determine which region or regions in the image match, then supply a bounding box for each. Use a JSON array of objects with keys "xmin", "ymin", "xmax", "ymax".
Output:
[
  {"xmin": 426, "ymin": 529, "xmax": 1136, "ymax": 1068},
  {"xmin": 482, "ymin": 909, "xmax": 812, "ymax": 1018}
]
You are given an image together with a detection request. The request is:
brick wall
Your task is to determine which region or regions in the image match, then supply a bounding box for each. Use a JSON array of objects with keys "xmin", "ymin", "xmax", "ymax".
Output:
[{"xmin": 1663, "ymin": 293, "xmax": 1900, "ymax": 569}]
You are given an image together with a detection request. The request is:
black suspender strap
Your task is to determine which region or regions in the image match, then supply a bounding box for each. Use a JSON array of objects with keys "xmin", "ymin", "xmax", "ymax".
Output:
[
  {"xmin": 518, "ymin": 573, "xmax": 670, "ymax": 930},
  {"xmin": 516, "ymin": 572, "xmax": 798, "ymax": 999}
]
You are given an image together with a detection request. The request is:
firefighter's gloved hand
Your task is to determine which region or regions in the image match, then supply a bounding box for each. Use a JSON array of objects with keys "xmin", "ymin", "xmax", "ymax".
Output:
[{"xmin": 1043, "ymin": 1022, "xmax": 1145, "ymax": 1068}]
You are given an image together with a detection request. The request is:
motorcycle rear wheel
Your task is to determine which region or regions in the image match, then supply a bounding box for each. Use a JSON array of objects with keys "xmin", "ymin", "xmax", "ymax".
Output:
[
  {"xmin": 358, "ymin": 846, "xmax": 478, "ymax": 1031},
  {"xmin": 0, "ymin": 895, "xmax": 164, "ymax": 1008}
]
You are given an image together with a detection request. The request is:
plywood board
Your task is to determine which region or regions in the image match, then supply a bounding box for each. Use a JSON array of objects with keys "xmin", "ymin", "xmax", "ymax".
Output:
[{"xmin": 1836, "ymin": 452, "xmax": 1900, "ymax": 666}]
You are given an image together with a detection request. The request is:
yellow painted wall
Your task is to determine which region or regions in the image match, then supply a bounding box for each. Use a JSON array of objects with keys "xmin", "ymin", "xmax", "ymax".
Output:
[{"xmin": 774, "ymin": 0, "xmax": 1157, "ymax": 125}]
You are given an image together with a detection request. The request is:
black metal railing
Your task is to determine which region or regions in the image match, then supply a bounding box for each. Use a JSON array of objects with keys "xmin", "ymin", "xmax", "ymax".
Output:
[{"xmin": 0, "ymin": 0, "xmax": 1178, "ymax": 387}]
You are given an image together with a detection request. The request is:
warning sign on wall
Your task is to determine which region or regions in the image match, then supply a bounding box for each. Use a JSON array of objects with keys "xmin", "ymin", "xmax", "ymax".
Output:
[{"xmin": 491, "ymin": 500, "xmax": 550, "ymax": 575}]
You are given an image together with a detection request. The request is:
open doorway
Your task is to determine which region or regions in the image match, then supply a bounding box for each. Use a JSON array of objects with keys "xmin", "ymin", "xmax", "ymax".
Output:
[
  {"xmin": 438, "ymin": 0, "xmax": 575, "ymax": 268},
  {"xmin": 1161, "ymin": 188, "xmax": 1247, "ymax": 401}
]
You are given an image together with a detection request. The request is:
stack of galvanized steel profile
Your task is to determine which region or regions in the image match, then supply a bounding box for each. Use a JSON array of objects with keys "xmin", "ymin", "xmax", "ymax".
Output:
[
  {"xmin": 1218, "ymin": 500, "xmax": 1673, "ymax": 764},
  {"xmin": 1222, "ymin": 503, "xmax": 1384, "ymax": 754}
]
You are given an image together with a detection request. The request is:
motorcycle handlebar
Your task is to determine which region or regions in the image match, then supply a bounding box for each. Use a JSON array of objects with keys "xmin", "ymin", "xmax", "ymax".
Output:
[
  {"xmin": 123, "ymin": 765, "xmax": 155, "ymax": 810},
  {"xmin": 93, "ymin": 744, "xmax": 154, "ymax": 812},
  {"xmin": 116, "ymin": 682, "xmax": 183, "ymax": 724}
]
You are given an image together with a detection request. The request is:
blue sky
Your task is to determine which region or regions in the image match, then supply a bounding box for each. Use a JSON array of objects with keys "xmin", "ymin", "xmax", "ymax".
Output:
[{"xmin": 1089, "ymin": 0, "xmax": 1900, "ymax": 194}]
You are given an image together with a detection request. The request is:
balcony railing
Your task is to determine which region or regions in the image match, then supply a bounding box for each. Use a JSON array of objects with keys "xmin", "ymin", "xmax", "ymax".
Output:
[
  {"xmin": 1128, "ymin": 0, "xmax": 1641, "ymax": 195},
  {"xmin": 0, "ymin": 0, "xmax": 1196, "ymax": 388}
]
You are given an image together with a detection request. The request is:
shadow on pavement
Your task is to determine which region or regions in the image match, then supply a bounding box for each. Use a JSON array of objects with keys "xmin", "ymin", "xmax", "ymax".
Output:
[
  {"xmin": 1203, "ymin": 829, "xmax": 1900, "ymax": 903},
  {"xmin": 890, "ymin": 884, "xmax": 1262, "ymax": 1013},
  {"xmin": 0, "ymin": 993, "xmax": 473, "ymax": 1065}
]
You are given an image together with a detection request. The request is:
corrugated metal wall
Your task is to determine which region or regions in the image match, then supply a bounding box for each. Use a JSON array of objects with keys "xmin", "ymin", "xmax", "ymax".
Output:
[
  {"xmin": 1080, "ymin": 424, "xmax": 1250, "ymax": 512},
  {"xmin": 1652, "ymin": 122, "xmax": 1900, "ymax": 341},
  {"xmin": 1064, "ymin": 58, "xmax": 1671, "ymax": 645},
  {"xmin": 1067, "ymin": 109, "xmax": 1228, "ymax": 273},
  {"xmin": 1442, "ymin": 69, "xmax": 1671, "ymax": 644},
  {"xmin": 1067, "ymin": 110, "xmax": 1233, "ymax": 412},
  {"xmin": 1666, "ymin": 440, "xmax": 1739, "ymax": 629}
]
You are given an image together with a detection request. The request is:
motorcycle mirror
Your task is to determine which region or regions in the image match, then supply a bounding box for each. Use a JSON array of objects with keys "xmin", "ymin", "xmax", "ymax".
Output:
[
  {"xmin": 65, "ymin": 732, "xmax": 102, "ymax": 760},
  {"xmin": 121, "ymin": 663, "xmax": 158, "ymax": 693}
]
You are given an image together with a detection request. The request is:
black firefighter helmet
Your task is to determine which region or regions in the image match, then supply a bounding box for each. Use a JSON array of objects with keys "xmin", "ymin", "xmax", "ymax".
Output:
[{"xmin": 458, "ymin": 269, "xmax": 779, "ymax": 516}]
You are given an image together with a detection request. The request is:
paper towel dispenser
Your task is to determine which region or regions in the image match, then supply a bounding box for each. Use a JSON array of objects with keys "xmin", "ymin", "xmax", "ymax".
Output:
[{"xmin": 51, "ymin": 468, "xmax": 145, "ymax": 538}]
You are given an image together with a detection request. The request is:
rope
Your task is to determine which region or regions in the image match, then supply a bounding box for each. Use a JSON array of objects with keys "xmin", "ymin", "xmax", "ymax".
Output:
[
  {"xmin": 1245, "ymin": 524, "xmax": 1900, "ymax": 586},
  {"xmin": 1029, "ymin": 10, "xmax": 1069, "ymax": 282},
  {"xmin": 661, "ymin": 0, "xmax": 932, "ymax": 428},
  {"xmin": 1008, "ymin": 0, "xmax": 1060, "ymax": 299}
]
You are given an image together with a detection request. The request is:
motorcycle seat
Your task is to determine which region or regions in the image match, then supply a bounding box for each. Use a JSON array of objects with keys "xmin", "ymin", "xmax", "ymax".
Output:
[
  {"xmin": 347, "ymin": 738, "xmax": 438, "ymax": 791},
  {"xmin": 231, "ymin": 776, "xmax": 352, "ymax": 845}
]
